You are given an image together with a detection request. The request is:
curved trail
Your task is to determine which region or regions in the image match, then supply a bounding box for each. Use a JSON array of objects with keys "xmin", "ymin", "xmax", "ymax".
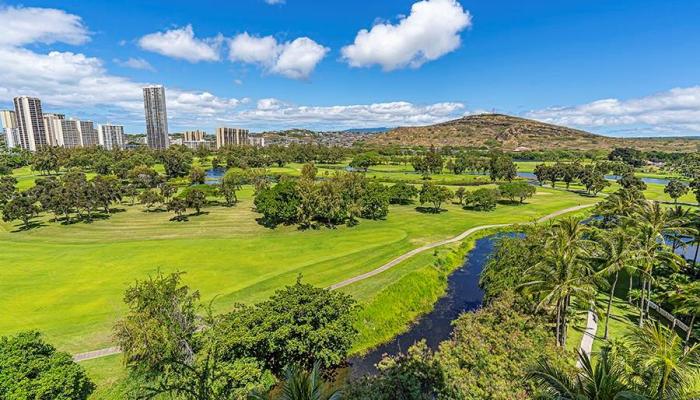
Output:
[{"xmin": 73, "ymin": 203, "xmax": 594, "ymax": 362}]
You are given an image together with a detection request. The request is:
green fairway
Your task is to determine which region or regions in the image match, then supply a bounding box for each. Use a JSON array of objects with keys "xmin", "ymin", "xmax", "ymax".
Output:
[{"xmin": 0, "ymin": 183, "xmax": 597, "ymax": 356}]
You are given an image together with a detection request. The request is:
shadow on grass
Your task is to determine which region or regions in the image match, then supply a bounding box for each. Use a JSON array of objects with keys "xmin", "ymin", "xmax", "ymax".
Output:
[
  {"xmin": 415, "ymin": 206, "xmax": 446, "ymax": 214},
  {"xmin": 11, "ymin": 220, "xmax": 46, "ymax": 232}
]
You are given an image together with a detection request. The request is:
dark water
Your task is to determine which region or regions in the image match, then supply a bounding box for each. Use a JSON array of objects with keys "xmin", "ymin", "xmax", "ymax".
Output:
[
  {"xmin": 349, "ymin": 233, "xmax": 520, "ymax": 377},
  {"xmin": 205, "ymin": 167, "xmax": 226, "ymax": 184},
  {"xmin": 517, "ymin": 172, "xmax": 671, "ymax": 186}
]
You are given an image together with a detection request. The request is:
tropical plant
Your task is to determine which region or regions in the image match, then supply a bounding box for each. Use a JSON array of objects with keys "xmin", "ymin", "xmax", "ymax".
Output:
[{"xmin": 250, "ymin": 363, "xmax": 341, "ymax": 400}]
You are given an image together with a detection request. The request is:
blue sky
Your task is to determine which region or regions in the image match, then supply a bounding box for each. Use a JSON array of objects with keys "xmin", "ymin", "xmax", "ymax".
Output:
[{"xmin": 0, "ymin": 0, "xmax": 699, "ymax": 136}]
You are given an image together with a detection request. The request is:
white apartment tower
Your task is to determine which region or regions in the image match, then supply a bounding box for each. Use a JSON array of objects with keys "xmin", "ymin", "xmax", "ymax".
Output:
[
  {"xmin": 78, "ymin": 120, "xmax": 99, "ymax": 146},
  {"xmin": 13, "ymin": 96, "xmax": 47, "ymax": 151},
  {"xmin": 143, "ymin": 85, "xmax": 169, "ymax": 149},
  {"xmin": 43, "ymin": 113, "xmax": 65, "ymax": 146},
  {"xmin": 215, "ymin": 127, "xmax": 249, "ymax": 149},
  {"xmin": 0, "ymin": 110, "xmax": 20, "ymax": 148},
  {"xmin": 60, "ymin": 120, "xmax": 82, "ymax": 148},
  {"xmin": 98, "ymin": 124, "xmax": 125, "ymax": 150}
]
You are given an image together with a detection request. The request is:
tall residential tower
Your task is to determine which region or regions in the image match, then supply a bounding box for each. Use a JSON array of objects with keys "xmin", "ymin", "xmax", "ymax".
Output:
[
  {"xmin": 143, "ymin": 85, "xmax": 169, "ymax": 149},
  {"xmin": 0, "ymin": 110, "xmax": 19, "ymax": 148},
  {"xmin": 13, "ymin": 96, "xmax": 47, "ymax": 151}
]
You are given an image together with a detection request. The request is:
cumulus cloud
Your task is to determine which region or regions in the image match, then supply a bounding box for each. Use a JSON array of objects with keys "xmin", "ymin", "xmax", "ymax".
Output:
[
  {"xmin": 138, "ymin": 25, "xmax": 222, "ymax": 63},
  {"xmin": 226, "ymin": 99, "xmax": 465, "ymax": 129},
  {"xmin": 114, "ymin": 57, "xmax": 155, "ymax": 71},
  {"xmin": 527, "ymin": 86, "xmax": 700, "ymax": 136},
  {"xmin": 0, "ymin": 5, "xmax": 90, "ymax": 47},
  {"xmin": 341, "ymin": 0, "xmax": 471, "ymax": 71},
  {"xmin": 228, "ymin": 33, "xmax": 328, "ymax": 79}
]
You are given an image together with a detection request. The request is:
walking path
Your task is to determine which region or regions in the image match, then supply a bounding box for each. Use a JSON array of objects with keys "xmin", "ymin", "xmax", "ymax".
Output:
[
  {"xmin": 577, "ymin": 310, "xmax": 599, "ymax": 368},
  {"xmin": 73, "ymin": 203, "xmax": 594, "ymax": 362}
]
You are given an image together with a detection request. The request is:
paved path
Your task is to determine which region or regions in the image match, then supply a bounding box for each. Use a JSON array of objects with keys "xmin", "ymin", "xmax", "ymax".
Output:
[
  {"xmin": 576, "ymin": 309, "xmax": 598, "ymax": 368},
  {"xmin": 73, "ymin": 203, "xmax": 594, "ymax": 362}
]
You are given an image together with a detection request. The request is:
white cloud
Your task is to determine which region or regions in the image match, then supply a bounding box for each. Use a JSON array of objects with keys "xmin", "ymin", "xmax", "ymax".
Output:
[
  {"xmin": 228, "ymin": 33, "xmax": 328, "ymax": 79},
  {"xmin": 230, "ymin": 99, "xmax": 464, "ymax": 129},
  {"xmin": 0, "ymin": 5, "xmax": 90, "ymax": 47},
  {"xmin": 114, "ymin": 57, "xmax": 155, "ymax": 71},
  {"xmin": 264, "ymin": 0, "xmax": 286, "ymax": 4},
  {"xmin": 527, "ymin": 86, "xmax": 700, "ymax": 136},
  {"xmin": 138, "ymin": 25, "xmax": 222, "ymax": 63},
  {"xmin": 341, "ymin": 0, "xmax": 471, "ymax": 71}
]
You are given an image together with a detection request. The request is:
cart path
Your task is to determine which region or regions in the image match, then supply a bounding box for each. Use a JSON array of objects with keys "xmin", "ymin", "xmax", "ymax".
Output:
[
  {"xmin": 576, "ymin": 309, "xmax": 599, "ymax": 368},
  {"xmin": 73, "ymin": 203, "xmax": 594, "ymax": 362}
]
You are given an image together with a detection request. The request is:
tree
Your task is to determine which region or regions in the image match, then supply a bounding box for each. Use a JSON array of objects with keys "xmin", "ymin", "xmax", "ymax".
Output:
[
  {"xmin": 0, "ymin": 331, "xmax": 95, "ymax": 399},
  {"xmin": 522, "ymin": 218, "xmax": 597, "ymax": 346},
  {"xmin": 361, "ymin": 182, "xmax": 389, "ymax": 220},
  {"xmin": 498, "ymin": 181, "xmax": 535, "ymax": 204},
  {"xmin": 534, "ymin": 164, "xmax": 553, "ymax": 186},
  {"xmin": 618, "ymin": 172, "xmax": 647, "ymax": 191},
  {"xmin": 190, "ymin": 166, "xmax": 206, "ymax": 185},
  {"xmin": 0, "ymin": 175, "xmax": 18, "ymax": 206},
  {"xmin": 580, "ymin": 165, "xmax": 610, "ymax": 196},
  {"xmin": 91, "ymin": 175, "xmax": 122, "ymax": 213},
  {"xmin": 664, "ymin": 179, "xmax": 689, "ymax": 203},
  {"xmin": 528, "ymin": 349, "xmax": 641, "ymax": 400},
  {"xmin": 139, "ymin": 189, "xmax": 164, "ymax": 211},
  {"xmin": 608, "ymin": 147, "xmax": 644, "ymax": 167},
  {"xmin": 159, "ymin": 182, "xmax": 176, "ymax": 200},
  {"xmin": 590, "ymin": 228, "xmax": 640, "ymax": 339},
  {"xmin": 489, "ymin": 153, "xmax": 517, "ymax": 182},
  {"xmin": 162, "ymin": 147, "xmax": 193, "ymax": 178},
  {"xmin": 129, "ymin": 165, "xmax": 161, "ymax": 189},
  {"xmin": 2, "ymin": 192, "xmax": 38, "ymax": 229},
  {"xmin": 454, "ymin": 187, "xmax": 466, "ymax": 205},
  {"xmin": 349, "ymin": 152, "xmax": 378, "ymax": 171},
  {"xmin": 214, "ymin": 278, "xmax": 358, "ymax": 376},
  {"xmin": 186, "ymin": 188, "xmax": 207, "ymax": 215},
  {"xmin": 254, "ymin": 179, "xmax": 300, "ymax": 227},
  {"xmin": 387, "ymin": 182, "xmax": 418, "ymax": 205},
  {"xmin": 626, "ymin": 323, "xmax": 699, "ymax": 400},
  {"xmin": 463, "ymin": 188, "xmax": 500, "ymax": 211},
  {"xmin": 220, "ymin": 170, "xmax": 244, "ymax": 206},
  {"xmin": 691, "ymin": 178, "xmax": 700, "ymax": 205},
  {"xmin": 251, "ymin": 363, "xmax": 341, "ymax": 400},
  {"xmin": 123, "ymin": 183, "xmax": 138, "ymax": 206},
  {"xmin": 114, "ymin": 271, "xmax": 200, "ymax": 374},
  {"xmin": 167, "ymin": 198, "xmax": 188, "ymax": 221},
  {"xmin": 669, "ymin": 281, "xmax": 700, "ymax": 344},
  {"xmin": 32, "ymin": 146, "xmax": 61, "ymax": 175},
  {"xmin": 419, "ymin": 182, "xmax": 452, "ymax": 213}
]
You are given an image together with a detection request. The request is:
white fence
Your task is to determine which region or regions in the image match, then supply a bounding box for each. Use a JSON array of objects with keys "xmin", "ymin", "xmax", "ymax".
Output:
[{"xmin": 644, "ymin": 299, "xmax": 690, "ymax": 333}]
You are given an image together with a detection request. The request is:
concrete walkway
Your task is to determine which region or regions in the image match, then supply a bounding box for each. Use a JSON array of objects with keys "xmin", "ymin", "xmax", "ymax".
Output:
[
  {"xmin": 576, "ymin": 309, "xmax": 598, "ymax": 368},
  {"xmin": 73, "ymin": 203, "xmax": 594, "ymax": 362}
]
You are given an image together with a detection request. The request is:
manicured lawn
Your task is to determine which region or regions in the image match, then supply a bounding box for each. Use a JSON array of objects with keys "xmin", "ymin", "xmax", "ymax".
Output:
[{"xmin": 0, "ymin": 184, "xmax": 597, "ymax": 355}]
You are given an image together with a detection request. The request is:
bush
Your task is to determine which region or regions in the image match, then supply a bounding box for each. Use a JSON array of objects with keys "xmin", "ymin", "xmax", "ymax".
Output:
[{"xmin": 387, "ymin": 182, "xmax": 419, "ymax": 205}]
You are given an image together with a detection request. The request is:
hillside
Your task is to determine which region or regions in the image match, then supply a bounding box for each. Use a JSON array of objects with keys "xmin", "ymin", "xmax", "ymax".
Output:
[{"xmin": 368, "ymin": 114, "xmax": 699, "ymax": 152}]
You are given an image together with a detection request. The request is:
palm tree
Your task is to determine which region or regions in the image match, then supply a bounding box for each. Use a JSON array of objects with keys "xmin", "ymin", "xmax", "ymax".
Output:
[
  {"xmin": 629, "ymin": 202, "xmax": 690, "ymax": 326},
  {"xmin": 250, "ymin": 363, "xmax": 340, "ymax": 400},
  {"xmin": 522, "ymin": 217, "xmax": 598, "ymax": 347},
  {"xmin": 591, "ymin": 228, "xmax": 640, "ymax": 339},
  {"xmin": 627, "ymin": 323, "xmax": 699, "ymax": 400},
  {"xmin": 669, "ymin": 281, "xmax": 700, "ymax": 344},
  {"xmin": 687, "ymin": 211, "xmax": 700, "ymax": 269},
  {"xmin": 528, "ymin": 349, "xmax": 645, "ymax": 399}
]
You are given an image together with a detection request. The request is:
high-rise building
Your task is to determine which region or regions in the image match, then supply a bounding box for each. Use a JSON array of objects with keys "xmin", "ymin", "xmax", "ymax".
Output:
[
  {"xmin": 215, "ymin": 127, "xmax": 249, "ymax": 149},
  {"xmin": 43, "ymin": 113, "xmax": 65, "ymax": 146},
  {"xmin": 184, "ymin": 130, "xmax": 206, "ymax": 142},
  {"xmin": 78, "ymin": 120, "xmax": 99, "ymax": 147},
  {"xmin": 98, "ymin": 124, "xmax": 125, "ymax": 150},
  {"xmin": 248, "ymin": 136, "xmax": 266, "ymax": 147},
  {"xmin": 143, "ymin": 85, "xmax": 169, "ymax": 149},
  {"xmin": 60, "ymin": 119, "xmax": 82, "ymax": 148},
  {"xmin": 13, "ymin": 96, "xmax": 47, "ymax": 151},
  {"xmin": 0, "ymin": 110, "xmax": 19, "ymax": 149}
]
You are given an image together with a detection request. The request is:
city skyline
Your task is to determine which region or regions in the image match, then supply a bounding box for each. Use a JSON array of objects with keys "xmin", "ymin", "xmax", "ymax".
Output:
[{"xmin": 0, "ymin": 1, "xmax": 699, "ymax": 136}]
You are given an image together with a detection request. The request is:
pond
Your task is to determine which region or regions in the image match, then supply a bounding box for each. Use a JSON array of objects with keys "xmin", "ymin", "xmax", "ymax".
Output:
[
  {"xmin": 349, "ymin": 232, "xmax": 520, "ymax": 377},
  {"xmin": 517, "ymin": 172, "xmax": 672, "ymax": 186},
  {"xmin": 205, "ymin": 167, "xmax": 226, "ymax": 185}
]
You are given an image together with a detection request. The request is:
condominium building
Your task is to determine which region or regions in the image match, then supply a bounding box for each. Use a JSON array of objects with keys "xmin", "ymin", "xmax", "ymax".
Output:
[
  {"xmin": 183, "ymin": 130, "xmax": 206, "ymax": 142},
  {"xmin": 13, "ymin": 96, "xmax": 47, "ymax": 151},
  {"xmin": 143, "ymin": 85, "xmax": 169, "ymax": 149},
  {"xmin": 79, "ymin": 120, "xmax": 99, "ymax": 147},
  {"xmin": 60, "ymin": 120, "xmax": 82, "ymax": 148},
  {"xmin": 0, "ymin": 110, "xmax": 19, "ymax": 148},
  {"xmin": 43, "ymin": 113, "xmax": 65, "ymax": 146},
  {"xmin": 215, "ymin": 127, "xmax": 249, "ymax": 149},
  {"xmin": 98, "ymin": 124, "xmax": 125, "ymax": 150}
]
